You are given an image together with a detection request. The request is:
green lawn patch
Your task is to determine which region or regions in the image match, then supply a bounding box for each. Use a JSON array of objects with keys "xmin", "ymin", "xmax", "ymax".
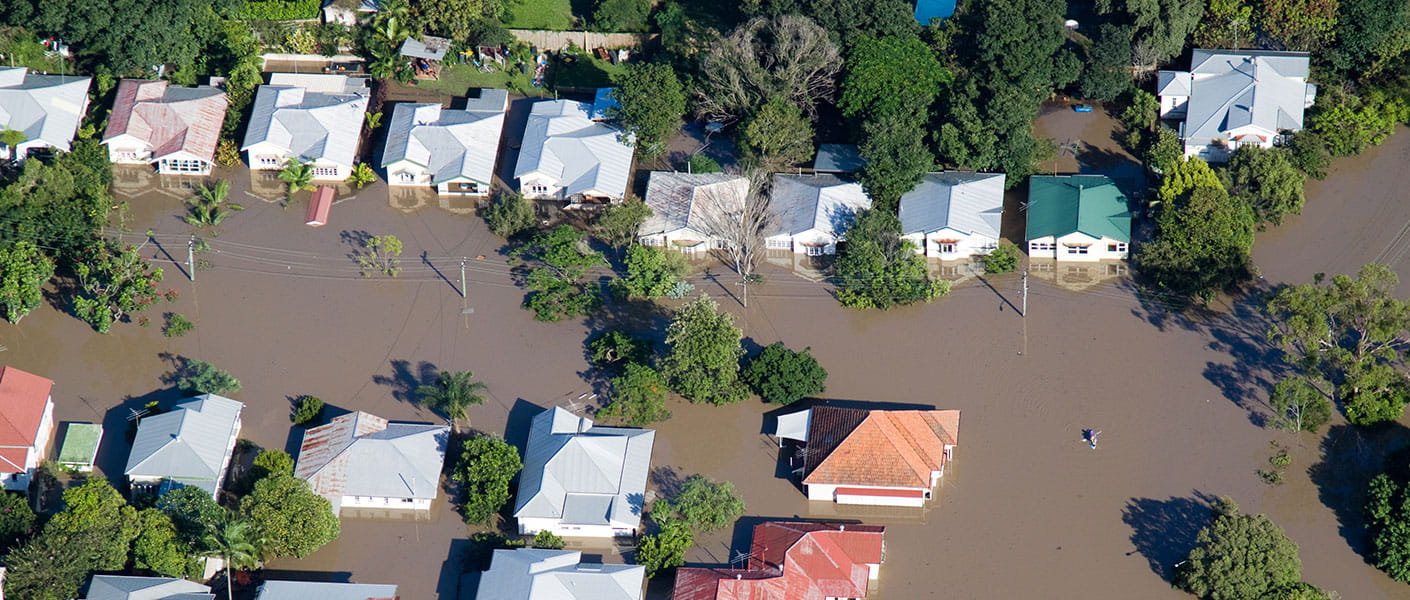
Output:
[
  {"xmin": 416, "ymin": 63, "xmax": 548, "ymax": 97},
  {"xmin": 547, "ymin": 50, "xmax": 623, "ymax": 90},
  {"xmin": 505, "ymin": 0, "xmax": 577, "ymax": 30}
]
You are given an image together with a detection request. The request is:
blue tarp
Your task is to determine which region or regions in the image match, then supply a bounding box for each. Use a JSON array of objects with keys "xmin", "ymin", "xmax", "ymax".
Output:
[
  {"xmin": 914, "ymin": 0, "xmax": 956, "ymax": 24},
  {"xmin": 590, "ymin": 87, "xmax": 619, "ymax": 121}
]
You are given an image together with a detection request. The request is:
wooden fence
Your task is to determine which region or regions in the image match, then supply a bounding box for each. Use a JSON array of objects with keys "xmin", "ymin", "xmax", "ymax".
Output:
[{"xmin": 506, "ymin": 30, "xmax": 658, "ymax": 50}]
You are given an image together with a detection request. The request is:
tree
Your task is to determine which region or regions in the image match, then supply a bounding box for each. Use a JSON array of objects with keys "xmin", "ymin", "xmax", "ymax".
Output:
[
  {"xmin": 756, "ymin": 0, "xmax": 917, "ymax": 41},
  {"xmin": 0, "ymin": 491, "xmax": 35, "ymax": 552},
  {"xmin": 635, "ymin": 515, "xmax": 694, "ymax": 577},
  {"xmin": 588, "ymin": 330, "xmax": 652, "ymax": 369},
  {"xmin": 1079, "ymin": 24, "xmax": 1136, "ymax": 102},
  {"xmin": 660, "ymin": 295, "xmax": 749, "ymax": 405},
  {"xmin": 132, "ymin": 509, "xmax": 199, "ymax": 578},
  {"xmin": 531, "ymin": 529, "xmax": 566, "ymax": 549},
  {"xmin": 742, "ymin": 342, "xmax": 827, "ymax": 404},
  {"xmin": 616, "ymin": 245, "xmax": 689, "ymax": 299},
  {"xmin": 175, "ymin": 359, "xmax": 242, "ymax": 396},
  {"xmin": 737, "ymin": 98, "xmax": 814, "ymax": 170},
  {"xmin": 1221, "ymin": 146, "xmax": 1306, "ymax": 226},
  {"xmin": 835, "ymin": 209, "xmax": 951, "ymax": 309},
  {"xmin": 1145, "ymin": 126, "xmax": 1184, "ymax": 173},
  {"xmin": 202, "ymin": 519, "xmax": 262, "ymax": 600},
  {"xmin": 240, "ymin": 474, "xmax": 340, "ymax": 559},
  {"xmin": 1136, "ymin": 186, "xmax": 1255, "ymax": 301},
  {"xmin": 609, "ymin": 63, "xmax": 687, "ymax": 158},
  {"xmin": 1330, "ymin": 0, "xmax": 1410, "ymax": 77},
  {"xmin": 0, "ymin": 241, "xmax": 54, "ymax": 323},
  {"xmin": 857, "ymin": 112, "xmax": 934, "ymax": 209},
  {"xmin": 412, "ymin": 0, "xmax": 508, "ymax": 42},
  {"xmin": 277, "ymin": 159, "xmax": 315, "ymax": 206},
  {"xmin": 1308, "ymin": 86, "xmax": 1410, "ymax": 158},
  {"xmin": 1267, "ymin": 377, "xmax": 1333, "ymax": 432},
  {"xmin": 697, "ymin": 171, "xmax": 772, "ymax": 307},
  {"xmin": 3, "ymin": 0, "xmax": 237, "ymax": 75},
  {"xmin": 1368, "ymin": 471, "xmax": 1410, "ymax": 581},
  {"xmin": 1194, "ymin": 0, "xmax": 1255, "ymax": 49},
  {"xmin": 354, "ymin": 234, "xmax": 403, "ymax": 277},
  {"xmin": 1257, "ymin": 0, "xmax": 1339, "ymax": 51},
  {"xmin": 1156, "ymin": 157, "xmax": 1223, "ymax": 206},
  {"xmin": 694, "ymin": 16, "xmax": 841, "ymax": 122},
  {"xmin": 292, "ymin": 395, "xmax": 324, "ymax": 426},
  {"xmin": 45, "ymin": 478, "xmax": 138, "ymax": 571},
  {"xmin": 484, "ymin": 192, "xmax": 537, "ymax": 238},
  {"xmin": 511, "ymin": 226, "xmax": 606, "ymax": 321},
  {"xmin": 985, "ymin": 240, "xmax": 1021, "ymax": 274},
  {"xmin": 655, "ymin": 475, "xmax": 746, "ymax": 533},
  {"xmin": 157, "ymin": 486, "xmax": 229, "ymax": 547},
  {"xmin": 598, "ymin": 362, "xmax": 672, "ymax": 426},
  {"xmin": 72, "ymin": 241, "xmax": 169, "ymax": 334},
  {"xmin": 594, "ymin": 0, "xmax": 650, "ymax": 31},
  {"xmin": 839, "ymin": 35, "xmax": 948, "ymax": 120},
  {"xmin": 416, "ymin": 370, "xmax": 488, "ymax": 428},
  {"xmin": 1095, "ymin": 0, "xmax": 1204, "ymax": 69},
  {"xmin": 347, "ymin": 163, "xmax": 377, "ymax": 189},
  {"xmin": 1174, "ymin": 498, "xmax": 1305, "ymax": 600},
  {"xmin": 184, "ymin": 179, "xmax": 243, "ymax": 231},
  {"xmin": 594, "ymin": 197, "xmax": 652, "ymax": 249},
  {"xmin": 0, "ymin": 128, "xmax": 25, "ymax": 154},
  {"xmin": 1340, "ymin": 361, "xmax": 1409, "ymax": 426},
  {"xmin": 452, "ymin": 435, "xmax": 522, "ymax": 525},
  {"xmin": 251, "ymin": 449, "xmax": 295, "ymax": 480},
  {"xmin": 3, "ymin": 529, "xmax": 105, "ymax": 600}
]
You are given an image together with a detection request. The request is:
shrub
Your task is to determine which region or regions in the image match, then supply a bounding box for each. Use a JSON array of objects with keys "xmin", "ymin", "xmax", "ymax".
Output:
[
  {"xmin": 292, "ymin": 395, "xmax": 324, "ymax": 426},
  {"xmin": 483, "ymin": 192, "xmax": 537, "ymax": 238},
  {"xmin": 687, "ymin": 154, "xmax": 722, "ymax": 174},
  {"xmin": 163, "ymin": 313, "xmax": 195, "ymax": 338},
  {"xmin": 175, "ymin": 359, "xmax": 241, "ymax": 396},
  {"xmin": 215, "ymin": 140, "xmax": 241, "ymax": 167},
  {"xmin": 239, "ymin": 0, "xmax": 321, "ymax": 21},
  {"xmin": 531, "ymin": 530, "xmax": 565, "ymax": 549},
  {"xmin": 984, "ymin": 240, "xmax": 1020, "ymax": 274},
  {"xmin": 741, "ymin": 342, "xmax": 827, "ymax": 405}
]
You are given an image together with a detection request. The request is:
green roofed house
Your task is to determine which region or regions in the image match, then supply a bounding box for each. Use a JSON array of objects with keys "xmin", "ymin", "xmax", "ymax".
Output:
[
  {"xmin": 57, "ymin": 422, "xmax": 103, "ymax": 472},
  {"xmin": 1024, "ymin": 175, "xmax": 1131, "ymax": 262}
]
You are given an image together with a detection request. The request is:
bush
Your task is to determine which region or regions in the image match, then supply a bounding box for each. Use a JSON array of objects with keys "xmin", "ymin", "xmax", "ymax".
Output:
[
  {"xmin": 687, "ymin": 154, "xmax": 722, "ymax": 174},
  {"xmin": 741, "ymin": 342, "xmax": 827, "ymax": 405},
  {"xmin": 984, "ymin": 240, "xmax": 1020, "ymax": 274},
  {"xmin": 291, "ymin": 395, "xmax": 324, "ymax": 426},
  {"xmin": 483, "ymin": 192, "xmax": 537, "ymax": 238},
  {"xmin": 0, "ymin": 492, "xmax": 35, "ymax": 552},
  {"xmin": 453, "ymin": 436, "xmax": 522, "ymax": 525},
  {"xmin": 239, "ymin": 0, "xmax": 321, "ymax": 21},
  {"xmin": 215, "ymin": 140, "xmax": 241, "ymax": 166},
  {"xmin": 635, "ymin": 515, "xmax": 693, "ymax": 577},
  {"xmin": 163, "ymin": 313, "xmax": 195, "ymax": 338},
  {"xmin": 252, "ymin": 449, "xmax": 294, "ymax": 479},
  {"xmin": 1174, "ymin": 498, "xmax": 1310, "ymax": 600},
  {"xmin": 593, "ymin": 0, "xmax": 651, "ymax": 32},
  {"xmin": 531, "ymin": 530, "xmax": 565, "ymax": 549},
  {"xmin": 588, "ymin": 330, "xmax": 652, "ymax": 369},
  {"xmin": 175, "ymin": 359, "xmax": 241, "ymax": 396}
]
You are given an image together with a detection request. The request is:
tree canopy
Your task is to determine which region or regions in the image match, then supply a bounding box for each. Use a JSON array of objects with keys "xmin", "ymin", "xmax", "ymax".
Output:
[
  {"xmin": 834, "ymin": 209, "xmax": 950, "ymax": 309},
  {"xmin": 1174, "ymin": 498, "xmax": 1311, "ymax": 600},
  {"xmin": 598, "ymin": 362, "xmax": 673, "ymax": 426},
  {"xmin": 511, "ymin": 226, "xmax": 607, "ymax": 321},
  {"xmin": 738, "ymin": 98, "xmax": 815, "ymax": 170},
  {"xmin": 1136, "ymin": 185, "xmax": 1255, "ymax": 302},
  {"xmin": 609, "ymin": 63, "xmax": 687, "ymax": 158},
  {"xmin": 1222, "ymin": 147, "xmax": 1306, "ymax": 227},
  {"xmin": 660, "ymin": 295, "xmax": 748, "ymax": 405},
  {"xmin": 0, "ymin": 241, "xmax": 54, "ymax": 324},
  {"xmin": 240, "ymin": 474, "xmax": 340, "ymax": 559},
  {"xmin": 694, "ymin": 16, "xmax": 840, "ymax": 122},
  {"xmin": 615, "ymin": 245, "xmax": 689, "ymax": 300},
  {"xmin": 453, "ymin": 435, "xmax": 523, "ymax": 525},
  {"xmin": 741, "ymin": 342, "xmax": 827, "ymax": 404},
  {"xmin": 653, "ymin": 475, "xmax": 746, "ymax": 533}
]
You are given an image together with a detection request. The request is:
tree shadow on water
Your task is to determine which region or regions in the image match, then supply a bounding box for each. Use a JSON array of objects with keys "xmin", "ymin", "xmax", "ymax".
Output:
[
  {"xmin": 371, "ymin": 359, "xmax": 439, "ymax": 405},
  {"xmin": 1122, "ymin": 491, "xmax": 1220, "ymax": 581},
  {"xmin": 1198, "ymin": 289, "xmax": 1291, "ymax": 427},
  {"xmin": 1308, "ymin": 423, "xmax": 1410, "ymax": 558}
]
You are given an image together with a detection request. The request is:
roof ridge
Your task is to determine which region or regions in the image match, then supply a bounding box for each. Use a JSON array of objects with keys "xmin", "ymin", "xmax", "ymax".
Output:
[{"xmin": 870, "ymin": 413, "xmax": 933, "ymax": 486}]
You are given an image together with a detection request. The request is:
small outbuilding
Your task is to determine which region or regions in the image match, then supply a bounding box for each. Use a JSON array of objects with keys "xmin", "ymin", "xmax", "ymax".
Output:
[
  {"xmin": 306, "ymin": 186, "xmax": 334, "ymax": 226},
  {"xmin": 57, "ymin": 422, "xmax": 102, "ymax": 472}
]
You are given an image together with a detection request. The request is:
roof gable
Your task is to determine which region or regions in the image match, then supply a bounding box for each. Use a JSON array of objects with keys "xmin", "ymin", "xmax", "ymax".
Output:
[
  {"xmin": 477, "ymin": 548, "xmax": 645, "ymax": 600},
  {"xmin": 0, "ymin": 366, "xmax": 52, "ymax": 448},
  {"xmin": 672, "ymin": 522, "xmax": 885, "ymax": 600},
  {"xmin": 125, "ymin": 394, "xmax": 243, "ymax": 485},
  {"xmin": 0, "ymin": 68, "xmax": 91, "ymax": 153},
  {"xmin": 242, "ymin": 81, "xmax": 368, "ymax": 167},
  {"xmin": 1024, "ymin": 175, "xmax": 1131, "ymax": 242},
  {"xmin": 381, "ymin": 92, "xmax": 507, "ymax": 185}
]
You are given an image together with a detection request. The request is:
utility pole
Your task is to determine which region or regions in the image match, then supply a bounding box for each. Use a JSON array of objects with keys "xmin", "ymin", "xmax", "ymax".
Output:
[
  {"xmin": 187, "ymin": 235, "xmax": 196, "ymax": 282},
  {"xmin": 738, "ymin": 278, "xmax": 748, "ymax": 308},
  {"xmin": 459, "ymin": 257, "xmax": 467, "ymax": 298},
  {"xmin": 1020, "ymin": 269, "xmax": 1029, "ymax": 356}
]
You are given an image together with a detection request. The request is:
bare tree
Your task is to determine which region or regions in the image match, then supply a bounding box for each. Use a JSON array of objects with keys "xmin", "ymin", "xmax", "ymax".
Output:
[
  {"xmin": 694, "ymin": 16, "xmax": 841, "ymax": 123},
  {"xmin": 698, "ymin": 170, "xmax": 775, "ymax": 307}
]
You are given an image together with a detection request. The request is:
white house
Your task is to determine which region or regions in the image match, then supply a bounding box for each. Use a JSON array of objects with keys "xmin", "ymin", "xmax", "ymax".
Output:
[
  {"xmin": 241, "ymin": 73, "xmax": 369, "ymax": 180},
  {"xmin": 766, "ymin": 174, "xmax": 872, "ymax": 255},
  {"xmin": 125, "ymin": 394, "xmax": 243, "ymax": 498},
  {"xmin": 778, "ymin": 406, "xmax": 960, "ymax": 507},
  {"xmin": 102, "ymin": 79, "xmax": 228, "ymax": 175},
  {"xmin": 1024, "ymin": 175, "xmax": 1131, "ymax": 262},
  {"xmin": 898, "ymin": 172, "xmax": 1006, "ymax": 259},
  {"xmin": 637, "ymin": 171, "xmax": 749, "ymax": 253},
  {"xmin": 478, "ymin": 548, "xmax": 644, "ymax": 600},
  {"xmin": 0, "ymin": 366, "xmax": 56, "ymax": 491},
  {"xmin": 1157, "ymin": 49, "xmax": 1316, "ymax": 161},
  {"xmin": 255, "ymin": 580, "xmax": 397, "ymax": 600},
  {"xmin": 514, "ymin": 407, "xmax": 654, "ymax": 538},
  {"xmin": 295, "ymin": 411, "xmax": 449, "ymax": 516},
  {"xmin": 0, "ymin": 67, "xmax": 91, "ymax": 162},
  {"xmin": 382, "ymin": 89, "xmax": 507, "ymax": 196},
  {"xmin": 513, "ymin": 99, "xmax": 634, "ymax": 202},
  {"xmin": 82, "ymin": 575, "xmax": 214, "ymax": 600}
]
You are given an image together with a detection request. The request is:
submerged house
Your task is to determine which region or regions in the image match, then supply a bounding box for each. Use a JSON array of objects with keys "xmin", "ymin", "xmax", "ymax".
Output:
[
  {"xmin": 254, "ymin": 580, "xmax": 398, "ymax": 600},
  {"xmin": 672, "ymin": 521, "xmax": 885, "ymax": 600},
  {"xmin": 514, "ymin": 407, "xmax": 654, "ymax": 537},
  {"xmin": 765, "ymin": 174, "xmax": 872, "ymax": 255},
  {"xmin": 1157, "ymin": 49, "xmax": 1316, "ymax": 161},
  {"xmin": 1024, "ymin": 175, "xmax": 1131, "ymax": 262},
  {"xmin": 513, "ymin": 99, "xmax": 634, "ymax": 203},
  {"xmin": 0, "ymin": 366, "xmax": 56, "ymax": 491},
  {"xmin": 382, "ymin": 89, "xmax": 507, "ymax": 196},
  {"xmin": 898, "ymin": 172, "xmax": 1007, "ymax": 259},
  {"xmin": 125, "ymin": 394, "xmax": 243, "ymax": 498},
  {"xmin": 0, "ymin": 67, "xmax": 91, "ymax": 162},
  {"xmin": 637, "ymin": 171, "xmax": 749, "ymax": 253},
  {"xmin": 241, "ymin": 73, "xmax": 369, "ymax": 180},
  {"xmin": 477, "ymin": 548, "xmax": 644, "ymax": 600},
  {"xmin": 82, "ymin": 575, "xmax": 214, "ymax": 600},
  {"xmin": 295, "ymin": 411, "xmax": 449, "ymax": 516},
  {"xmin": 102, "ymin": 79, "xmax": 228, "ymax": 175}
]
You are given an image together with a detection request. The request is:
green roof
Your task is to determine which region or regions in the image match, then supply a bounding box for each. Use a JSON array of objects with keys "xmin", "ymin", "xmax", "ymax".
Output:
[
  {"xmin": 1025, "ymin": 175, "xmax": 1131, "ymax": 242},
  {"xmin": 57, "ymin": 423, "xmax": 102, "ymax": 465}
]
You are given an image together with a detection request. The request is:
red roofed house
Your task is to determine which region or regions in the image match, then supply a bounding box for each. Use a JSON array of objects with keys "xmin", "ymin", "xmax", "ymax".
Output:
[
  {"xmin": 102, "ymin": 79, "xmax": 228, "ymax": 175},
  {"xmin": 775, "ymin": 406, "xmax": 959, "ymax": 507},
  {"xmin": 0, "ymin": 367, "xmax": 56, "ymax": 491},
  {"xmin": 672, "ymin": 521, "xmax": 884, "ymax": 600}
]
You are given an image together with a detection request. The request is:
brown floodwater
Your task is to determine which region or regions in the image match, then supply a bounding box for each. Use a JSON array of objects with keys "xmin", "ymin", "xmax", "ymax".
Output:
[{"xmin": 4, "ymin": 129, "xmax": 1410, "ymax": 600}]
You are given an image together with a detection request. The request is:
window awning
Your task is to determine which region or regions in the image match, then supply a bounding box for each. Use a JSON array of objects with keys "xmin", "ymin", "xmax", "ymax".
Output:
[
  {"xmin": 774, "ymin": 409, "xmax": 812, "ymax": 445},
  {"xmin": 933, "ymin": 238, "xmax": 961, "ymax": 244}
]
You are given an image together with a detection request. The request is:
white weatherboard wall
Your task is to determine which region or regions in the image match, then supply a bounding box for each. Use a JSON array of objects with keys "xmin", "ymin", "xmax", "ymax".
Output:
[
  {"xmin": 805, "ymin": 483, "xmax": 928, "ymax": 508},
  {"xmin": 1026, "ymin": 232, "xmax": 1128, "ymax": 262},
  {"xmin": 900, "ymin": 229, "xmax": 998, "ymax": 259},
  {"xmin": 518, "ymin": 517, "xmax": 627, "ymax": 538},
  {"xmin": 342, "ymin": 496, "xmax": 433, "ymax": 512}
]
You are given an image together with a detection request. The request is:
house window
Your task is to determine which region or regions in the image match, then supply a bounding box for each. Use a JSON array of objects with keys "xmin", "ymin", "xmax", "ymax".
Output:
[
  {"xmin": 1030, "ymin": 242, "xmax": 1055, "ymax": 252},
  {"xmin": 712, "ymin": 239, "xmax": 730, "ymax": 249},
  {"xmin": 1107, "ymin": 242, "xmax": 1128, "ymax": 253},
  {"xmin": 530, "ymin": 184, "xmax": 549, "ymax": 195},
  {"xmin": 766, "ymin": 239, "xmax": 792, "ymax": 250},
  {"xmin": 117, "ymin": 151, "xmax": 140, "ymax": 161},
  {"xmin": 936, "ymin": 242, "xmax": 957, "ymax": 254},
  {"xmin": 258, "ymin": 156, "xmax": 280, "ymax": 167},
  {"xmin": 403, "ymin": 498, "xmax": 415, "ymax": 503},
  {"xmin": 805, "ymin": 245, "xmax": 826, "ymax": 256},
  {"xmin": 312, "ymin": 166, "xmax": 338, "ymax": 178},
  {"xmin": 397, "ymin": 172, "xmax": 415, "ymax": 183},
  {"xmin": 164, "ymin": 159, "xmax": 205, "ymax": 173},
  {"xmin": 1065, "ymin": 244, "xmax": 1090, "ymax": 255}
]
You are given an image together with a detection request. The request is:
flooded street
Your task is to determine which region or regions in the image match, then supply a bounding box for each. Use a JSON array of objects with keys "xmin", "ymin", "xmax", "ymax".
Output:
[{"xmin": 4, "ymin": 131, "xmax": 1410, "ymax": 599}]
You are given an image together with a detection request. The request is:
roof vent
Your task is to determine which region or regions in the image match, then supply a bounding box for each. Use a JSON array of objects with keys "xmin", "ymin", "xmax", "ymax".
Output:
[{"xmin": 735, "ymin": 574, "xmax": 742, "ymax": 580}]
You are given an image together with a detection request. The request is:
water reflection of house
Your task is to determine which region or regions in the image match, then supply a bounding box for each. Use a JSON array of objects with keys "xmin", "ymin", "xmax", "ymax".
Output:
[
  {"xmin": 638, "ymin": 171, "xmax": 748, "ymax": 253},
  {"xmin": 764, "ymin": 249, "xmax": 831, "ymax": 282},
  {"xmin": 927, "ymin": 256, "xmax": 982, "ymax": 286},
  {"xmin": 111, "ymin": 165, "xmax": 203, "ymax": 201},
  {"xmin": 1029, "ymin": 259, "xmax": 1128, "ymax": 292},
  {"xmin": 766, "ymin": 174, "xmax": 871, "ymax": 256}
]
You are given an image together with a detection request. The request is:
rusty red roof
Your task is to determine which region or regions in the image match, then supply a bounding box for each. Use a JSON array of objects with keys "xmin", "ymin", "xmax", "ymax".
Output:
[
  {"xmin": 104, "ymin": 79, "xmax": 228, "ymax": 163},
  {"xmin": 0, "ymin": 366, "xmax": 52, "ymax": 450},
  {"xmin": 672, "ymin": 522, "xmax": 885, "ymax": 600}
]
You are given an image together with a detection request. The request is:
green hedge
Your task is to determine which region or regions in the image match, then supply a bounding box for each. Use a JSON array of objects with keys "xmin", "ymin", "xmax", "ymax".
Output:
[{"xmin": 240, "ymin": 0, "xmax": 321, "ymax": 21}]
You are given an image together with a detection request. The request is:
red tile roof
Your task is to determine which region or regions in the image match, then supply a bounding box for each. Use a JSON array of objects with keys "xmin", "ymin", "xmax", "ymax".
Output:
[
  {"xmin": 802, "ymin": 407, "xmax": 959, "ymax": 489},
  {"xmin": 672, "ymin": 522, "xmax": 885, "ymax": 600},
  {"xmin": 104, "ymin": 79, "xmax": 228, "ymax": 163},
  {"xmin": 0, "ymin": 366, "xmax": 52, "ymax": 457}
]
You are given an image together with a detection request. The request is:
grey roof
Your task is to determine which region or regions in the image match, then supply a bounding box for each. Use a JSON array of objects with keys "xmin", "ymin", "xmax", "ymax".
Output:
[
  {"xmin": 513, "ymin": 100, "xmax": 635, "ymax": 198},
  {"xmin": 813, "ymin": 143, "xmax": 865, "ymax": 173},
  {"xmin": 400, "ymin": 35, "xmax": 451, "ymax": 61},
  {"xmin": 241, "ymin": 75, "xmax": 369, "ymax": 168},
  {"xmin": 476, "ymin": 549, "xmax": 645, "ymax": 600},
  {"xmin": 84, "ymin": 575, "xmax": 214, "ymax": 600},
  {"xmin": 767, "ymin": 174, "xmax": 873, "ymax": 238},
  {"xmin": 255, "ymin": 581, "xmax": 398, "ymax": 600},
  {"xmin": 1181, "ymin": 49, "xmax": 1312, "ymax": 142},
  {"xmin": 898, "ymin": 172, "xmax": 1006, "ymax": 238},
  {"xmin": 0, "ymin": 67, "xmax": 91, "ymax": 153},
  {"xmin": 513, "ymin": 407, "xmax": 654, "ymax": 529},
  {"xmin": 296, "ymin": 411, "xmax": 448, "ymax": 513},
  {"xmin": 125, "ymin": 394, "xmax": 243, "ymax": 495},
  {"xmin": 381, "ymin": 91, "xmax": 507, "ymax": 185},
  {"xmin": 639, "ymin": 171, "xmax": 749, "ymax": 236}
]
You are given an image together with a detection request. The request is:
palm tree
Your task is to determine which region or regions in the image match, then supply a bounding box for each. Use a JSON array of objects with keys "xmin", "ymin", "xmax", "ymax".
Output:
[
  {"xmin": 277, "ymin": 159, "xmax": 315, "ymax": 208},
  {"xmin": 347, "ymin": 163, "xmax": 377, "ymax": 189},
  {"xmin": 185, "ymin": 179, "xmax": 243, "ymax": 231},
  {"xmin": 202, "ymin": 519, "xmax": 262, "ymax": 600},
  {"xmin": 415, "ymin": 370, "xmax": 487, "ymax": 430},
  {"xmin": 365, "ymin": 111, "xmax": 384, "ymax": 130}
]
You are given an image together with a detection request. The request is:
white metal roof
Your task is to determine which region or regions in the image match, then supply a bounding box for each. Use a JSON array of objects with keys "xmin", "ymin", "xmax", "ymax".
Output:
[
  {"xmin": 85, "ymin": 575, "xmax": 213, "ymax": 600},
  {"xmin": 514, "ymin": 100, "xmax": 635, "ymax": 198},
  {"xmin": 242, "ymin": 76, "xmax": 369, "ymax": 168},
  {"xmin": 476, "ymin": 549, "xmax": 644, "ymax": 600},
  {"xmin": 767, "ymin": 174, "xmax": 872, "ymax": 238},
  {"xmin": 639, "ymin": 171, "xmax": 749, "ymax": 236},
  {"xmin": 381, "ymin": 91, "xmax": 507, "ymax": 185},
  {"xmin": 0, "ymin": 67, "xmax": 91, "ymax": 153},
  {"xmin": 1181, "ymin": 49, "xmax": 1313, "ymax": 142},
  {"xmin": 255, "ymin": 581, "xmax": 398, "ymax": 600},
  {"xmin": 898, "ymin": 172, "xmax": 1006, "ymax": 238},
  {"xmin": 124, "ymin": 394, "xmax": 243, "ymax": 495},
  {"xmin": 295, "ymin": 411, "xmax": 448, "ymax": 513},
  {"xmin": 513, "ymin": 407, "xmax": 654, "ymax": 530}
]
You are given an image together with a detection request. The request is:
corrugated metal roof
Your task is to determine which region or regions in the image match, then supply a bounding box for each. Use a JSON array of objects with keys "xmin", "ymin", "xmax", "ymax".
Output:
[
  {"xmin": 381, "ymin": 93, "xmax": 506, "ymax": 185},
  {"xmin": 0, "ymin": 67, "xmax": 91, "ymax": 153},
  {"xmin": 102, "ymin": 79, "xmax": 228, "ymax": 163},
  {"xmin": 590, "ymin": 87, "xmax": 619, "ymax": 120},
  {"xmin": 1181, "ymin": 50, "xmax": 1312, "ymax": 142},
  {"xmin": 242, "ymin": 77, "xmax": 369, "ymax": 168},
  {"xmin": 640, "ymin": 171, "xmax": 749, "ymax": 236},
  {"xmin": 0, "ymin": 366, "xmax": 51, "ymax": 448},
  {"xmin": 513, "ymin": 407, "xmax": 654, "ymax": 530},
  {"xmin": 1024, "ymin": 175, "xmax": 1131, "ymax": 242},
  {"xmin": 57, "ymin": 422, "xmax": 102, "ymax": 465},
  {"xmin": 672, "ymin": 522, "xmax": 885, "ymax": 600},
  {"xmin": 124, "ymin": 394, "xmax": 243, "ymax": 494},
  {"xmin": 85, "ymin": 575, "xmax": 214, "ymax": 600},
  {"xmin": 477, "ymin": 548, "xmax": 644, "ymax": 600},
  {"xmin": 255, "ymin": 580, "xmax": 398, "ymax": 600},
  {"xmin": 897, "ymin": 172, "xmax": 1005, "ymax": 238},
  {"xmin": 812, "ymin": 144, "xmax": 864, "ymax": 174},
  {"xmin": 513, "ymin": 100, "xmax": 635, "ymax": 199},
  {"xmin": 399, "ymin": 35, "xmax": 451, "ymax": 61},
  {"xmin": 1156, "ymin": 70, "xmax": 1191, "ymax": 96},
  {"xmin": 768, "ymin": 174, "xmax": 871, "ymax": 239},
  {"xmin": 295, "ymin": 411, "xmax": 448, "ymax": 513}
]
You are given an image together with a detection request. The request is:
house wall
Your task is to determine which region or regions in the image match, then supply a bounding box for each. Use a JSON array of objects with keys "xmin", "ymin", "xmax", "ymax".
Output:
[
  {"xmin": 766, "ymin": 230, "xmax": 838, "ymax": 255},
  {"xmin": 340, "ymin": 495, "xmax": 433, "ymax": 512},
  {"xmin": 437, "ymin": 178, "xmax": 490, "ymax": 196},
  {"xmin": 518, "ymin": 173, "xmax": 566, "ymax": 200},
  {"xmin": 806, "ymin": 483, "xmax": 930, "ymax": 507},
  {"xmin": 1032, "ymin": 233, "xmax": 1128, "ymax": 262},
  {"xmin": 386, "ymin": 161, "xmax": 432, "ymax": 187},
  {"xmin": 902, "ymin": 230, "xmax": 999, "ymax": 259},
  {"xmin": 1160, "ymin": 94, "xmax": 1188, "ymax": 118},
  {"xmin": 245, "ymin": 145, "xmax": 349, "ymax": 180},
  {"xmin": 105, "ymin": 135, "xmax": 152, "ymax": 165},
  {"xmin": 210, "ymin": 417, "xmax": 241, "ymax": 498},
  {"xmin": 639, "ymin": 227, "xmax": 720, "ymax": 254},
  {"xmin": 1, "ymin": 398, "xmax": 55, "ymax": 491},
  {"xmin": 155, "ymin": 151, "xmax": 215, "ymax": 176},
  {"xmin": 517, "ymin": 517, "xmax": 634, "ymax": 538}
]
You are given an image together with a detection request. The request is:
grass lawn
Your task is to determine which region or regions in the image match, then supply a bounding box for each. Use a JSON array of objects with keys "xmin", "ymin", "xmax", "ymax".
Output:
[
  {"xmin": 417, "ymin": 63, "xmax": 550, "ymax": 98},
  {"xmin": 547, "ymin": 52, "xmax": 624, "ymax": 90},
  {"xmin": 504, "ymin": 0, "xmax": 576, "ymax": 30}
]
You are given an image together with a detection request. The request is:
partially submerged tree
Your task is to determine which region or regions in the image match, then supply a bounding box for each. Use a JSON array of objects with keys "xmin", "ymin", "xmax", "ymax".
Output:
[
  {"xmin": 660, "ymin": 295, "xmax": 748, "ymax": 405},
  {"xmin": 652, "ymin": 475, "xmax": 745, "ymax": 533},
  {"xmin": 1136, "ymin": 186, "xmax": 1255, "ymax": 302},
  {"xmin": 1266, "ymin": 377, "xmax": 1333, "ymax": 433},
  {"xmin": 615, "ymin": 245, "xmax": 689, "ymax": 300},
  {"xmin": 0, "ymin": 241, "xmax": 55, "ymax": 324},
  {"xmin": 742, "ymin": 342, "xmax": 827, "ymax": 405},
  {"xmin": 240, "ymin": 474, "xmax": 340, "ymax": 559},
  {"xmin": 452, "ymin": 435, "xmax": 522, "ymax": 525},
  {"xmin": 72, "ymin": 241, "xmax": 170, "ymax": 334},
  {"xmin": 594, "ymin": 197, "xmax": 652, "ymax": 250},
  {"xmin": 484, "ymin": 192, "xmax": 538, "ymax": 239},
  {"xmin": 834, "ymin": 209, "xmax": 950, "ymax": 309},
  {"xmin": 697, "ymin": 171, "xmax": 772, "ymax": 307},
  {"xmin": 511, "ymin": 226, "xmax": 607, "ymax": 321},
  {"xmin": 354, "ymin": 234, "xmax": 404, "ymax": 277},
  {"xmin": 1221, "ymin": 146, "xmax": 1306, "ymax": 227},
  {"xmin": 415, "ymin": 370, "xmax": 488, "ymax": 429},
  {"xmin": 1174, "ymin": 497, "xmax": 1327, "ymax": 600},
  {"xmin": 277, "ymin": 159, "xmax": 315, "ymax": 207},
  {"xmin": 184, "ymin": 179, "xmax": 243, "ymax": 232},
  {"xmin": 598, "ymin": 362, "xmax": 672, "ymax": 426},
  {"xmin": 175, "ymin": 359, "xmax": 242, "ymax": 396}
]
